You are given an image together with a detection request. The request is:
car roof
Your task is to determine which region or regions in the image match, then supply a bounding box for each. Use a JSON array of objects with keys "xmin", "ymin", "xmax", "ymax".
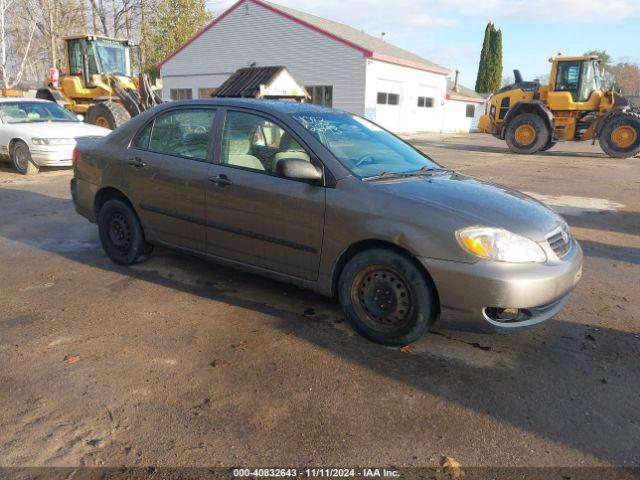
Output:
[{"xmin": 164, "ymin": 98, "xmax": 342, "ymax": 116}]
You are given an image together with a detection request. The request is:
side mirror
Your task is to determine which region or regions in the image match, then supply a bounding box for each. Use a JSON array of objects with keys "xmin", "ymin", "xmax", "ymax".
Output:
[
  {"xmin": 76, "ymin": 114, "xmax": 84, "ymax": 122},
  {"xmin": 276, "ymin": 158, "xmax": 323, "ymax": 182}
]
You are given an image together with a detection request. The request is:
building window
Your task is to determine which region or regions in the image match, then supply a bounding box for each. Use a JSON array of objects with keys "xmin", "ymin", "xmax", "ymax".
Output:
[
  {"xmin": 198, "ymin": 88, "xmax": 217, "ymax": 99},
  {"xmin": 170, "ymin": 88, "xmax": 193, "ymax": 100},
  {"xmin": 306, "ymin": 86, "xmax": 333, "ymax": 107},
  {"xmin": 466, "ymin": 104, "xmax": 476, "ymax": 118},
  {"xmin": 377, "ymin": 92, "xmax": 399, "ymax": 105},
  {"xmin": 417, "ymin": 96, "xmax": 434, "ymax": 108}
]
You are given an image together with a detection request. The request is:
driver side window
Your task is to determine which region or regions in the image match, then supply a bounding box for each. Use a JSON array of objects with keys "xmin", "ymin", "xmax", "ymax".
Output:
[{"xmin": 148, "ymin": 109, "xmax": 216, "ymax": 160}]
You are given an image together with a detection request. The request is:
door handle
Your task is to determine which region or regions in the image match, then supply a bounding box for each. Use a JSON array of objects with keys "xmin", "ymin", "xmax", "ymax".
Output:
[
  {"xmin": 128, "ymin": 157, "xmax": 147, "ymax": 168},
  {"xmin": 208, "ymin": 174, "xmax": 233, "ymax": 187}
]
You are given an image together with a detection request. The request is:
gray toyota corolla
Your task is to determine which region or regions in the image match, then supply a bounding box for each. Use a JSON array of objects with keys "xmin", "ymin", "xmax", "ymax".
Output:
[{"xmin": 71, "ymin": 99, "xmax": 583, "ymax": 346}]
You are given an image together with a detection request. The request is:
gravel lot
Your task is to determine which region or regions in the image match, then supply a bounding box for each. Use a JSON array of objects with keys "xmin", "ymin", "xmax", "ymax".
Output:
[{"xmin": 1, "ymin": 133, "xmax": 639, "ymax": 470}]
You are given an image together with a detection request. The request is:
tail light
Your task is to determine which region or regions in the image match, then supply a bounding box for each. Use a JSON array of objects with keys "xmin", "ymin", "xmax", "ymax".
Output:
[{"xmin": 72, "ymin": 147, "xmax": 79, "ymax": 164}]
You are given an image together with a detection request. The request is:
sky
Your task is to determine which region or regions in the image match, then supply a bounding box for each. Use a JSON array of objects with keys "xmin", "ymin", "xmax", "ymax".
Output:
[{"xmin": 206, "ymin": 0, "xmax": 640, "ymax": 87}]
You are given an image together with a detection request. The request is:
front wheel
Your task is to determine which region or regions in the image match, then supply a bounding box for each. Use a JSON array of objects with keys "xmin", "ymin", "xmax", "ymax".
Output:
[
  {"xmin": 505, "ymin": 113, "xmax": 550, "ymax": 155},
  {"xmin": 97, "ymin": 198, "xmax": 153, "ymax": 265},
  {"xmin": 11, "ymin": 141, "xmax": 40, "ymax": 175},
  {"xmin": 599, "ymin": 112, "xmax": 640, "ymax": 159},
  {"xmin": 338, "ymin": 249, "xmax": 438, "ymax": 346}
]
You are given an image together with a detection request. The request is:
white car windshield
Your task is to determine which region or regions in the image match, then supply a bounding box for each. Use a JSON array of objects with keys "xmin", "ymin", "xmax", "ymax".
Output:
[
  {"xmin": 292, "ymin": 112, "xmax": 440, "ymax": 178},
  {"xmin": 0, "ymin": 102, "xmax": 79, "ymax": 124}
]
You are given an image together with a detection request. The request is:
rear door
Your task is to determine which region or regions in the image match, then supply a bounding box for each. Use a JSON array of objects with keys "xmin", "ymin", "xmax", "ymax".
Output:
[
  {"xmin": 204, "ymin": 109, "xmax": 326, "ymax": 281},
  {"xmin": 125, "ymin": 107, "xmax": 217, "ymax": 252}
]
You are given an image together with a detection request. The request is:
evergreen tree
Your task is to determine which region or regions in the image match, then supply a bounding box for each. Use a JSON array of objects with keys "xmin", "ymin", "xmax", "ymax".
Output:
[
  {"xmin": 144, "ymin": 0, "xmax": 212, "ymax": 74},
  {"xmin": 487, "ymin": 28, "xmax": 503, "ymax": 92},
  {"xmin": 475, "ymin": 22, "xmax": 503, "ymax": 93},
  {"xmin": 474, "ymin": 22, "xmax": 493, "ymax": 93}
]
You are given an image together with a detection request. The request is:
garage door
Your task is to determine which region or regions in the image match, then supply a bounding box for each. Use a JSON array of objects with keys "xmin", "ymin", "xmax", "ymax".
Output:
[{"xmin": 375, "ymin": 79, "xmax": 402, "ymax": 131}]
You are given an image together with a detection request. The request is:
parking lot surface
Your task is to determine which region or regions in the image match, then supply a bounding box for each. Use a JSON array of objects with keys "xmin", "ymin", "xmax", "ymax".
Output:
[{"xmin": 1, "ymin": 133, "xmax": 639, "ymax": 468}]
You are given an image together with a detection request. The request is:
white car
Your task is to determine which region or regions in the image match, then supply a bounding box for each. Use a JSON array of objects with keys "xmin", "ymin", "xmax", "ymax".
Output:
[{"xmin": 0, "ymin": 98, "xmax": 110, "ymax": 175}]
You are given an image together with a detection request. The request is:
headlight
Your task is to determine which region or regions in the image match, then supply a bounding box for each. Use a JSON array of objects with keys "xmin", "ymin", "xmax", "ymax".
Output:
[
  {"xmin": 31, "ymin": 138, "xmax": 75, "ymax": 145},
  {"xmin": 456, "ymin": 226, "xmax": 547, "ymax": 263}
]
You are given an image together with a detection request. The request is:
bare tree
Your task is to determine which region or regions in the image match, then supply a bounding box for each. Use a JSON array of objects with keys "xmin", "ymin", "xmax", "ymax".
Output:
[{"xmin": 0, "ymin": 0, "xmax": 38, "ymax": 88}]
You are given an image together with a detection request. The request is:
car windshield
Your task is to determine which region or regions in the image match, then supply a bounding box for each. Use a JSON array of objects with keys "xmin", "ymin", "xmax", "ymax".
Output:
[
  {"xmin": 0, "ymin": 102, "xmax": 79, "ymax": 124},
  {"xmin": 292, "ymin": 112, "xmax": 440, "ymax": 178}
]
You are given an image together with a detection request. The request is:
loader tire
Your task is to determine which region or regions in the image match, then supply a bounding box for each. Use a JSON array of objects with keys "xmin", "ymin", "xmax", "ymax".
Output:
[
  {"xmin": 541, "ymin": 140, "xmax": 556, "ymax": 151},
  {"xmin": 505, "ymin": 113, "xmax": 550, "ymax": 155},
  {"xmin": 86, "ymin": 102, "xmax": 131, "ymax": 130},
  {"xmin": 599, "ymin": 111, "xmax": 640, "ymax": 159}
]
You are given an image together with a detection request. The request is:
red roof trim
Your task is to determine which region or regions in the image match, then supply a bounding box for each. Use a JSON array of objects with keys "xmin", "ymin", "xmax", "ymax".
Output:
[
  {"xmin": 158, "ymin": 0, "xmax": 447, "ymax": 76},
  {"xmin": 370, "ymin": 53, "xmax": 450, "ymax": 75},
  {"xmin": 251, "ymin": 0, "xmax": 373, "ymax": 56}
]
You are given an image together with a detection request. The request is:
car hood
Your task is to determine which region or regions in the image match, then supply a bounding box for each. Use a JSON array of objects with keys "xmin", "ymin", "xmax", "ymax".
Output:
[
  {"xmin": 14, "ymin": 122, "xmax": 110, "ymax": 139},
  {"xmin": 372, "ymin": 172, "xmax": 564, "ymax": 242}
]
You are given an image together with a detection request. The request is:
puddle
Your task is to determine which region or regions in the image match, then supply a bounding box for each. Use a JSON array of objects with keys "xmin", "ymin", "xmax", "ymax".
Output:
[{"xmin": 27, "ymin": 239, "xmax": 99, "ymax": 252}]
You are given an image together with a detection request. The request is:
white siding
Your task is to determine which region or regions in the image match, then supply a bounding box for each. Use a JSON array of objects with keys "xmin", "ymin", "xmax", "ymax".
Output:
[
  {"xmin": 442, "ymin": 99, "xmax": 485, "ymax": 133},
  {"xmin": 364, "ymin": 59, "xmax": 447, "ymax": 133},
  {"xmin": 160, "ymin": 0, "xmax": 366, "ymax": 114}
]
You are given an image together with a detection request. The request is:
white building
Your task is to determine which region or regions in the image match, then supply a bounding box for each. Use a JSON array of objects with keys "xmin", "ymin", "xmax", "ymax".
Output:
[
  {"xmin": 159, "ymin": 0, "xmax": 479, "ymax": 133},
  {"xmin": 443, "ymin": 78, "xmax": 487, "ymax": 132}
]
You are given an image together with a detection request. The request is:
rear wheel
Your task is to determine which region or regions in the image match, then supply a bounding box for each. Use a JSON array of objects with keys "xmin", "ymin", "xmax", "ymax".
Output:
[
  {"xmin": 97, "ymin": 198, "xmax": 153, "ymax": 265},
  {"xmin": 11, "ymin": 141, "xmax": 39, "ymax": 175},
  {"xmin": 86, "ymin": 102, "xmax": 131, "ymax": 130},
  {"xmin": 599, "ymin": 112, "xmax": 640, "ymax": 158},
  {"xmin": 338, "ymin": 249, "xmax": 438, "ymax": 346},
  {"xmin": 505, "ymin": 113, "xmax": 550, "ymax": 154}
]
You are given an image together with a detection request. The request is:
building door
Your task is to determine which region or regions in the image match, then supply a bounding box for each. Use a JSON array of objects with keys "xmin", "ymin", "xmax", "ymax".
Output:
[
  {"xmin": 375, "ymin": 79, "xmax": 402, "ymax": 131},
  {"xmin": 417, "ymin": 86, "xmax": 437, "ymax": 132}
]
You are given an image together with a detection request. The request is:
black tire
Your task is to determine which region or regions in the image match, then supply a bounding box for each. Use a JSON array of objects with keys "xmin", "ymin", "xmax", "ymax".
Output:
[
  {"xmin": 541, "ymin": 140, "xmax": 556, "ymax": 151},
  {"xmin": 338, "ymin": 249, "xmax": 438, "ymax": 346},
  {"xmin": 86, "ymin": 102, "xmax": 131, "ymax": 130},
  {"xmin": 11, "ymin": 141, "xmax": 40, "ymax": 175},
  {"xmin": 97, "ymin": 198, "xmax": 153, "ymax": 265},
  {"xmin": 598, "ymin": 111, "xmax": 640, "ymax": 159},
  {"xmin": 505, "ymin": 113, "xmax": 550, "ymax": 154}
]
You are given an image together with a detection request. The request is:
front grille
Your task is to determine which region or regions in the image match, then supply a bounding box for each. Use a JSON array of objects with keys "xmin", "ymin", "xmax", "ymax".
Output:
[{"xmin": 547, "ymin": 226, "xmax": 571, "ymax": 258}]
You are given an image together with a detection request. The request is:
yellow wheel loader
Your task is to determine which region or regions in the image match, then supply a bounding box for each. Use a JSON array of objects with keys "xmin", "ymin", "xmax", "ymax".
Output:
[
  {"xmin": 478, "ymin": 55, "xmax": 640, "ymax": 158},
  {"xmin": 36, "ymin": 35, "xmax": 161, "ymax": 130}
]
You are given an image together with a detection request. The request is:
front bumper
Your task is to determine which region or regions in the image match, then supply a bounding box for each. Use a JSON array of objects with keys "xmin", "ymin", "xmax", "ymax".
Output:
[
  {"xmin": 420, "ymin": 240, "xmax": 583, "ymax": 330},
  {"xmin": 30, "ymin": 146, "xmax": 74, "ymax": 167}
]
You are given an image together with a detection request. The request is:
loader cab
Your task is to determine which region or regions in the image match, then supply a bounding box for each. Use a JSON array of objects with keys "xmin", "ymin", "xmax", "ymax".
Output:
[
  {"xmin": 547, "ymin": 56, "xmax": 603, "ymax": 110},
  {"xmin": 65, "ymin": 36, "xmax": 132, "ymax": 86}
]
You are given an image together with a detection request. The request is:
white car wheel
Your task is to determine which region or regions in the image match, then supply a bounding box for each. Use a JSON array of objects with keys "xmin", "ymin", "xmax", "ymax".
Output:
[{"xmin": 12, "ymin": 141, "xmax": 39, "ymax": 175}]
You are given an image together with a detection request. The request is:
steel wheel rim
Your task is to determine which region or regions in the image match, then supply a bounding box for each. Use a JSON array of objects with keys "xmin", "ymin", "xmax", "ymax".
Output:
[
  {"xmin": 108, "ymin": 212, "xmax": 132, "ymax": 252},
  {"xmin": 95, "ymin": 116, "xmax": 110, "ymax": 128},
  {"xmin": 350, "ymin": 265, "xmax": 414, "ymax": 332},
  {"xmin": 14, "ymin": 145, "xmax": 29, "ymax": 171},
  {"xmin": 611, "ymin": 125, "xmax": 637, "ymax": 149},
  {"xmin": 515, "ymin": 124, "xmax": 536, "ymax": 146}
]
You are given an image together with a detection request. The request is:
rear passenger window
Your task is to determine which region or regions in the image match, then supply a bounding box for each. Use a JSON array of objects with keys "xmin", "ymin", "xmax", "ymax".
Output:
[
  {"xmin": 149, "ymin": 109, "xmax": 216, "ymax": 160},
  {"xmin": 131, "ymin": 122, "xmax": 152, "ymax": 150}
]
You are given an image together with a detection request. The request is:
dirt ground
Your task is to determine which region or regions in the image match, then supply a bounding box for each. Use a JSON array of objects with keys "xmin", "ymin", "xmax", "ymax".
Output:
[{"xmin": 1, "ymin": 133, "xmax": 639, "ymax": 470}]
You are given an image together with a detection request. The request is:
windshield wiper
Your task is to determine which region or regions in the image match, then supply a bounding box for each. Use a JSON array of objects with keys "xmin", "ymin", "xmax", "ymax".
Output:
[
  {"xmin": 362, "ymin": 171, "xmax": 409, "ymax": 182},
  {"xmin": 363, "ymin": 167, "xmax": 455, "ymax": 182}
]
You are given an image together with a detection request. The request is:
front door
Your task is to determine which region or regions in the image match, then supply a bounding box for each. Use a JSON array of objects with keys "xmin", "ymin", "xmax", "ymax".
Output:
[
  {"xmin": 126, "ymin": 107, "xmax": 217, "ymax": 252},
  {"xmin": 205, "ymin": 110, "xmax": 325, "ymax": 281}
]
